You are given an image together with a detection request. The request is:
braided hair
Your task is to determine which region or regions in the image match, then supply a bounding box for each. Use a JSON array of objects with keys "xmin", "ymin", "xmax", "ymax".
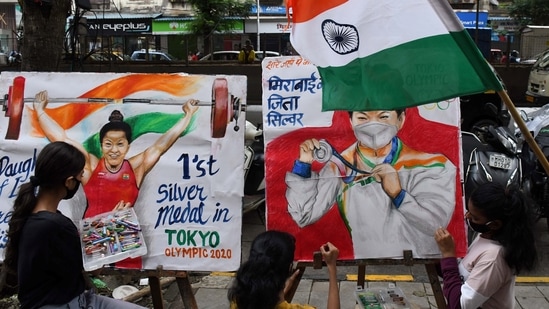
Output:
[
  {"xmin": 469, "ymin": 182, "xmax": 538, "ymax": 274},
  {"xmin": 228, "ymin": 231, "xmax": 296, "ymax": 309}
]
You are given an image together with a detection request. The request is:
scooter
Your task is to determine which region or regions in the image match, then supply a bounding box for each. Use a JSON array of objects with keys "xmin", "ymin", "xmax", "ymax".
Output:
[
  {"xmin": 518, "ymin": 105, "xmax": 549, "ymax": 227},
  {"xmin": 462, "ymin": 124, "xmax": 522, "ymax": 243},
  {"xmin": 8, "ymin": 51, "xmax": 21, "ymax": 66},
  {"xmin": 463, "ymin": 125, "xmax": 521, "ymax": 200},
  {"xmin": 243, "ymin": 121, "xmax": 265, "ymax": 214}
]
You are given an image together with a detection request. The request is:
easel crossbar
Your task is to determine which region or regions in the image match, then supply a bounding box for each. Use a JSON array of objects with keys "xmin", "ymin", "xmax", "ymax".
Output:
[
  {"xmin": 286, "ymin": 252, "xmax": 446, "ymax": 309},
  {"xmin": 86, "ymin": 267, "xmax": 198, "ymax": 309}
]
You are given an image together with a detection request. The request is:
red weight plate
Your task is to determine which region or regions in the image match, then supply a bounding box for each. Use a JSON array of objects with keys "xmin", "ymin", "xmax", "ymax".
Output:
[
  {"xmin": 5, "ymin": 85, "xmax": 13, "ymax": 117},
  {"xmin": 210, "ymin": 78, "xmax": 229, "ymax": 138},
  {"xmin": 5, "ymin": 76, "xmax": 26, "ymax": 140}
]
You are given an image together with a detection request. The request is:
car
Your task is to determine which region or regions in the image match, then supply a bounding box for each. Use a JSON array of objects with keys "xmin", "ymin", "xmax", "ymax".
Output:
[
  {"xmin": 199, "ymin": 51, "xmax": 241, "ymax": 61},
  {"xmin": 199, "ymin": 50, "xmax": 280, "ymax": 61},
  {"xmin": 525, "ymin": 48, "xmax": 549, "ymax": 105},
  {"xmin": 490, "ymin": 48, "xmax": 503, "ymax": 63},
  {"xmin": 254, "ymin": 50, "xmax": 281, "ymax": 60},
  {"xmin": 130, "ymin": 50, "xmax": 176, "ymax": 61},
  {"xmin": 521, "ymin": 57, "xmax": 540, "ymax": 65},
  {"xmin": 87, "ymin": 51, "xmax": 126, "ymax": 62}
]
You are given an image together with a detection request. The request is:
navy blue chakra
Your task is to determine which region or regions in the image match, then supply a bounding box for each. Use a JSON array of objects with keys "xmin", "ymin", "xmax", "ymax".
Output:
[{"xmin": 321, "ymin": 19, "xmax": 359, "ymax": 55}]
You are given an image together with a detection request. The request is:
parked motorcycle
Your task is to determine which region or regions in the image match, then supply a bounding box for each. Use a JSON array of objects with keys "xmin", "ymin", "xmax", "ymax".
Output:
[
  {"xmin": 463, "ymin": 125, "xmax": 522, "ymax": 199},
  {"xmin": 462, "ymin": 123, "xmax": 522, "ymax": 243},
  {"xmin": 8, "ymin": 51, "xmax": 21, "ymax": 66},
  {"xmin": 243, "ymin": 120, "xmax": 265, "ymax": 214},
  {"xmin": 518, "ymin": 105, "xmax": 549, "ymax": 226}
]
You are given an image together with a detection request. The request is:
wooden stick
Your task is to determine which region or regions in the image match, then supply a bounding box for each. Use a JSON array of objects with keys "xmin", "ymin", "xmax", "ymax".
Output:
[
  {"xmin": 425, "ymin": 263, "xmax": 446, "ymax": 309},
  {"xmin": 177, "ymin": 276, "xmax": 199, "ymax": 309}
]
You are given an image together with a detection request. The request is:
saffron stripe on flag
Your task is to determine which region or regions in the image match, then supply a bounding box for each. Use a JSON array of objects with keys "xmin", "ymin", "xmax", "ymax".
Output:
[{"xmin": 289, "ymin": 0, "xmax": 503, "ymax": 111}]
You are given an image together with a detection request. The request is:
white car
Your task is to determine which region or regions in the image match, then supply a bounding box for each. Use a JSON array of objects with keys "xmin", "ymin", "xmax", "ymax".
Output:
[
  {"xmin": 525, "ymin": 48, "xmax": 549, "ymax": 105},
  {"xmin": 199, "ymin": 50, "xmax": 280, "ymax": 61},
  {"xmin": 130, "ymin": 50, "xmax": 176, "ymax": 61},
  {"xmin": 255, "ymin": 50, "xmax": 280, "ymax": 60}
]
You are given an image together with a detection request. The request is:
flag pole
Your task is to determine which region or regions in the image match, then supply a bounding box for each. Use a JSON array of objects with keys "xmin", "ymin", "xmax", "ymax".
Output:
[{"xmin": 498, "ymin": 90, "xmax": 549, "ymax": 175}]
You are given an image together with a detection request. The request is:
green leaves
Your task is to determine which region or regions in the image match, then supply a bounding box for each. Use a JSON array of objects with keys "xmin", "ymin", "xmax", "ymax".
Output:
[
  {"xmin": 509, "ymin": 0, "xmax": 549, "ymax": 26},
  {"xmin": 187, "ymin": 0, "xmax": 254, "ymax": 36}
]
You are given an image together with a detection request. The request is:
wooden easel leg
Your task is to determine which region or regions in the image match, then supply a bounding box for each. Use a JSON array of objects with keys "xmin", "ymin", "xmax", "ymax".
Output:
[
  {"xmin": 284, "ymin": 266, "xmax": 306, "ymax": 302},
  {"xmin": 425, "ymin": 263, "xmax": 447, "ymax": 309},
  {"xmin": 176, "ymin": 276, "xmax": 198, "ymax": 309},
  {"xmin": 357, "ymin": 265, "xmax": 366, "ymax": 288},
  {"xmin": 148, "ymin": 276, "xmax": 164, "ymax": 309}
]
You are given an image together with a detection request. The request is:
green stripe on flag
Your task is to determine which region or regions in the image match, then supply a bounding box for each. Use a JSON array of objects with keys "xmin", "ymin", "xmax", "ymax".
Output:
[
  {"xmin": 319, "ymin": 31, "xmax": 502, "ymax": 111},
  {"xmin": 83, "ymin": 112, "xmax": 197, "ymax": 158}
]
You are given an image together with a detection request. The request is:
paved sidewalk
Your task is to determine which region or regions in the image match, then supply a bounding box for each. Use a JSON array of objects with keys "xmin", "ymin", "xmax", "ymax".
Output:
[
  {"xmin": 156, "ymin": 206, "xmax": 549, "ymax": 309},
  {"xmin": 165, "ymin": 275, "xmax": 549, "ymax": 309}
]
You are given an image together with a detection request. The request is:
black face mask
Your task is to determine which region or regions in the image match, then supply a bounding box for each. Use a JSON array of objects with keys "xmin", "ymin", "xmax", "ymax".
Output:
[
  {"xmin": 63, "ymin": 180, "xmax": 81, "ymax": 200},
  {"xmin": 466, "ymin": 218, "xmax": 492, "ymax": 234}
]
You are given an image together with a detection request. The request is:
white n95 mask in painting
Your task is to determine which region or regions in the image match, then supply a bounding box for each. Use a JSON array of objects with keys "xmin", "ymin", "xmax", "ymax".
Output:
[{"xmin": 353, "ymin": 122, "xmax": 398, "ymax": 150}]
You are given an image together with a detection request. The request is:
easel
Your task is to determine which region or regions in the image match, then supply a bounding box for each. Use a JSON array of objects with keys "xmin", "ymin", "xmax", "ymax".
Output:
[
  {"xmin": 284, "ymin": 250, "xmax": 447, "ymax": 309},
  {"xmin": 88, "ymin": 266, "xmax": 199, "ymax": 309}
]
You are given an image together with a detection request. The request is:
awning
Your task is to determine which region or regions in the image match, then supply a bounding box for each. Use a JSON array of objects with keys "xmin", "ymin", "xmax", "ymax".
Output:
[
  {"xmin": 488, "ymin": 16, "xmax": 513, "ymax": 21},
  {"xmin": 155, "ymin": 17, "xmax": 194, "ymax": 22},
  {"xmin": 82, "ymin": 12, "xmax": 162, "ymax": 19}
]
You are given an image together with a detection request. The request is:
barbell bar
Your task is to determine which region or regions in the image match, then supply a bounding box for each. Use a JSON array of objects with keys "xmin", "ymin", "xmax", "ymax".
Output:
[{"xmin": 3, "ymin": 76, "xmax": 244, "ymax": 140}]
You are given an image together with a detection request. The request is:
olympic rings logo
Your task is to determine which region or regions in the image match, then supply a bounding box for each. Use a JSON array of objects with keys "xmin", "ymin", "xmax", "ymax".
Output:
[{"xmin": 421, "ymin": 99, "xmax": 454, "ymax": 111}]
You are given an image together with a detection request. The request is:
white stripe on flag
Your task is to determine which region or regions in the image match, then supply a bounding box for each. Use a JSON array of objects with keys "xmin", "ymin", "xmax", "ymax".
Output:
[{"xmin": 291, "ymin": 0, "xmax": 454, "ymax": 68}]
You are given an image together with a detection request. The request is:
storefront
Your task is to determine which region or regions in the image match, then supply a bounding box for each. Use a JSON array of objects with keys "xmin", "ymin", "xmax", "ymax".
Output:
[
  {"xmin": 454, "ymin": 10, "xmax": 492, "ymax": 59},
  {"xmin": 488, "ymin": 16, "xmax": 520, "ymax": 43},
  {"xmin": 74, "ymin": 1, "xmax": 289, "ymax": 60},
  {"xmin": 152, "ymin": 17, "xmax": 244, "ymax": 59},
  {"xmin": 245, "ymin": 4, "xmax": 291, "ymax": 54},
  {"xmin": 79, "ymin": 12, "xmax": 160, "ymax": 58},
  {"xmin": 0, "ymin": 3, "xmax": 19, "ymax": 56}
]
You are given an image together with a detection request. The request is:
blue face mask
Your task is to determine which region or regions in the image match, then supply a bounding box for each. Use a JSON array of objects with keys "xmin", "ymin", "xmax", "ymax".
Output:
[{"xmin": 466, "ymin": 218, "xmax": 492, "ymax": 234}]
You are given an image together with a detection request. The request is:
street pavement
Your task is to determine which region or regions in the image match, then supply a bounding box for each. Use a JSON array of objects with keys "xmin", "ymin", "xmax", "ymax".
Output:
[{"xmin": 152, "ymin": 204, "xmax": 549, "ymax": 309}]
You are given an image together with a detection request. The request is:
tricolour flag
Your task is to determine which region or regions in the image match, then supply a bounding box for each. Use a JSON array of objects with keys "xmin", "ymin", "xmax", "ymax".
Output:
[{"xmin": 288, "ymin": 0, "xmax": 504, "ymax": 111}]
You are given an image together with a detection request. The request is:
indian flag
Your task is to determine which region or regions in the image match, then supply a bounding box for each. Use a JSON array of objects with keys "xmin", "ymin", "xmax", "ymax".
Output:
[{"xmin": 288, "ymin": 0, "xmax": 503, "ymax": 111}]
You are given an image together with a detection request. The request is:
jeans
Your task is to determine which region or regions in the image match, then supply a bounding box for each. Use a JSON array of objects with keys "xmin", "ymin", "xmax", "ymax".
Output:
[{"xmin": 39, "ymin": 290, "xmax": 147, "ymax": 309}]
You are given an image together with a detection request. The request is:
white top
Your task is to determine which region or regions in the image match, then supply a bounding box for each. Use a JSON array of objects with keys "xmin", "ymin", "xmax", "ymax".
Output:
[{"xmin": 459, "ymin": 236, "xmax": 515, "ymax": 309}]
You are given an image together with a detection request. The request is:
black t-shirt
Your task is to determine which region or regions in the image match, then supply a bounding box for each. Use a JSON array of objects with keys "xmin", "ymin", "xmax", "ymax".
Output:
[{"xmin": 17, "ymin": 211, "xmax": 86, "ymax": 309}]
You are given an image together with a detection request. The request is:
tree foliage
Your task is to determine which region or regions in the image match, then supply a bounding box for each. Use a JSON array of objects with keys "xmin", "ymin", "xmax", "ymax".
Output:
[
  {"xmin": 19, "ymin": 0, "xmax": 72, "ymax": 71},
  {"xmin": 186, "ymin": 0, "xmax": 254, "ymax": 52},
  {"xmin": 508, "ymin": 0, "xmax": 549, "ymax": 26}
]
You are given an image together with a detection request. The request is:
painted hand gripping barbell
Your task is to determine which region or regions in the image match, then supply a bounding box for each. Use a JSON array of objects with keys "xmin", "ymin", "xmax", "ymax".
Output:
[{"xmin": 2, "ymin": 76, "xmax": 244, "ymax": 140}]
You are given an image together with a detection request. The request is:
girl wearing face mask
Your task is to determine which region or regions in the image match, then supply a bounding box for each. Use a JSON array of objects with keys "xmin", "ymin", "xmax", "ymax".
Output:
[
  {"xmin": 434, "ymin": 182, "xmax": 538, "ymax": 309},
  {"xmin": 2, "ymin": 142, "xmax": 146, "ymax": 309}
]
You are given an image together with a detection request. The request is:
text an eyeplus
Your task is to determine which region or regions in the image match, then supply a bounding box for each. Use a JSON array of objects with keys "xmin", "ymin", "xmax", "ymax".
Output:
[{"xmin": 103, "ymin": 22, "xmax": 148, "ymax": 32}]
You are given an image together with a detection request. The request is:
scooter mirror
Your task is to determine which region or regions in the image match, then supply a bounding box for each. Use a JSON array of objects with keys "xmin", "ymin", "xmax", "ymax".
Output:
[
  {"xmin": 520, "ymin": 109, "xmax": 528, "ymax": 122},
  {"xmin": 484, "ymin": 102, "xmax": 499, "ymax": 117}
]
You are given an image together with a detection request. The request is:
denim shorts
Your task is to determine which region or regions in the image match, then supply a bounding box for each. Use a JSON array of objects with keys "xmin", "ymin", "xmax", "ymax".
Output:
[{"xmin": 39, "ymin": 290, "xmax": 146, "ymax": 309}]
